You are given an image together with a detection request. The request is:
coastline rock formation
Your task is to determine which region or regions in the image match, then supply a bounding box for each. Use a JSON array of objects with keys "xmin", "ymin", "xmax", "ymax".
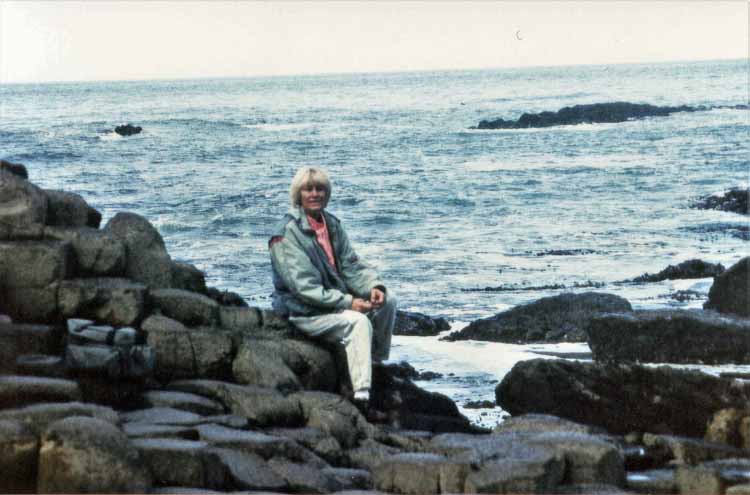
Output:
[
  {"xmin": 115, "ymin": 124, "xmax": 143, "ymax": 136},
  {"xmin": 705, "ymin": 257, "xmax": 750, "ymax": 317},
  {"xmin": 473, "ymin": 102, "xmax": 699, "ymax": 129},
  {"xmin": 496, "ymin": 359, "xmax": 750, "ymax": 437},
  {"xmin": 693, "ymin": 187, "xmax": 749, "ymax": 215},
  {"xmin": 442, "ymin": 292, "xmax": 632, "ymax": 343},
  {"xmin": 623, "ymin": 258, "xmax": 725, "ymax": 284},
  {"xmin": 587, "ymin": 309, "xmax": 750, "ymax": 364},
  {"xmin": 394, "ymin": 310, "xmax": 450, "ymax": 336}
]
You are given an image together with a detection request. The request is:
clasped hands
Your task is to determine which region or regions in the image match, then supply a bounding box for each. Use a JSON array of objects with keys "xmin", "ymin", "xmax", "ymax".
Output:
[{"xmin": 352, "ymin": 288, "xmax": 385, "ymax": 313}]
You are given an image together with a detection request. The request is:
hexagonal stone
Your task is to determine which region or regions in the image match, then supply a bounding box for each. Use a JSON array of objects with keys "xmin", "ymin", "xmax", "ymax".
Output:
[
  {"xmin": 132, "ymin": 438, "xmax": 223, "ymax": 488},
  {"xmin": 2, "ymin": 283, "xmax": 60, "ymax": 323},
  {"xmin": 196, "ymin": 423, "xmax": 299, "ymax": 459},
  {"xmin": 0, "ymin": 169, "xmax": 48, "ymax": 239},
  {"xmin": 0, "ymin": 375, "xmax": 81, "ymax": 408},
  {"xmin": 123, "ymin": 423, "xmax": 199, "ymax": 440},
  {"xmin": 0, "ymin": 240, "xmax": 72, "ymax": 288},
  {"xmin": 45, "ymin": 226, "xmax": 125, "ymax": 276},
  {"xmin": 105, "ymin": 212, "xmax": 173, "ymax": 288},
  {"xmin": 220, "ymin": 306, "xmax": 262, "ymax": 332},
  {"xmin": 121, "ymin": 407, "xmax": 204, "ymax": 426},
  {"xmin": 142, "ymin": 390, "xmax": 225, "ymax": 416},
  {"xmin": 210, "ymin": 448, "xmax": 287, "ymax": 491},
  {"xmin": 373, "ymin": 452, "xmax": 471, "ymax": 494},
  {"xmin": 44, "ymin": 189, "xmax": 101, "ymax": 228},
  {"xmin": 0, "ymin": 323, "xmax": 64, "ymax": 373},
  {"xmin": 38, "ymin": 416, "xmax": 151, "ymax": 493},
  {"xmin": 0, "ymin": 420, "xmax": 38, "ymax": 493},
  {"xmin": 58, "ymin": 277, "xmax": 146, "ymax": 326},
  {"xmin": 150, "ymin": 289, "xmax": 219, "ymax": 327}
]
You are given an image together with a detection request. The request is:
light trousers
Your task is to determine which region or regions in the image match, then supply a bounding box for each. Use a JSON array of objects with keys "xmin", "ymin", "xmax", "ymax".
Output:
[{"xmin": 290, "ymin": 293, "xmax": 397, "ymax": 393}]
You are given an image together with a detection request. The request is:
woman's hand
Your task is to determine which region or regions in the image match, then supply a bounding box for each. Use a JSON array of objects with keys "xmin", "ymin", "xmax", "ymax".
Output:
[
  {"xmin": 352, "ymin": 298, "xmax": 373, "ymax": 313},
  {"xmin": 370, "ymin": 288, "xmax": 385, "ymax": 309}
]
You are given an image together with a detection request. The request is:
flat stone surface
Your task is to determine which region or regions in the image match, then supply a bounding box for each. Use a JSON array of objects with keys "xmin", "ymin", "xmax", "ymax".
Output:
[
  {"xmin": 150, "ymin": 288, "xmax": 219, "ymax": 327},
  {"xmin": 15, "ymin": 354, "xmax": 66, "ymax": 377},
  {"xmin": 0, "ymin": 323, "xmax": 63, "ymax": 373},
  {"xmin": 495, "ymin": 414, "xmax": 605, "ymax": 435},
  {"xmin": 196, "ymin": 423, "xmax": 298, "ymax": 459},
  {"xmin": 121, "ymin": 407, "xmax": 204, "ymax": 425},
  {"xmin": 643, "ymin": 433, "xmax": 750, "ymax": 464},
  {"xmin": 268, "ymin": 457, "xmax": 342, "ymax": 493},
  {"xmin": 143, "ymin": 390, "xmax": 225, "ymax": 416},
  {"xmin": 123, "ymin": 422, "xmax": 199, "ymax": 440},
  {"xmin": 0, "ymin": 374, "xmax": 81, "ymax": 408},
  {"xmin": 373, "ymin": 452, "xmax": 471, "ymax": 494},
  {"xmin": 626, "ymin": 469, "xmax": 677, "ymax": 494},
  {"xmin": 323, "ymin": 467, "xmax": 373, "ymax": 490},
  {"xmin": 210, "ymin": 448, "xmax": 287, "ymax": 491},
  {"xmin": 0, "ymin": 401, "xmax": 119, "ymax": 435}
]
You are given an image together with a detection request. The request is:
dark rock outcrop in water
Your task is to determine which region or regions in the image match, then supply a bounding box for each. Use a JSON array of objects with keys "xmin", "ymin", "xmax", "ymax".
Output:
[
  {"xmin": 473, "ymin": 102, "xmax": 699, "ymax": 129},
  {"xmin": 692, "ymin": 187, "xmax": 749, "ymax": 215},
  {"xmin": 114, "ymin": 124, "xmax": 142, "ymax": 136},
  {"xmin": 587, "ymin": 309, "xmax": 750, "ymax": 364},
  {"xmin": 704, "ymin": 257, "xmax": 750, "ymax": 317},
  {"xmin": 623, "ymin": 258, "xmax": 725, "ymax": 284},
  {"xmin": 394, "ymin": 310, "xmax": 450, "ymax": 336},
  {"xmin": 496, "ymin": 359, "xmax": 750, "ymax": 437},
  {"xmin": 442, "ymin": 292, "xmax": 632, "ymax": 343}
]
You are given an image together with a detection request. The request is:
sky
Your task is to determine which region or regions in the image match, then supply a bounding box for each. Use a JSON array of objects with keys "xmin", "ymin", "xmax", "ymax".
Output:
[{"xmin": 1, "ymin": 1, "xmax": 747, "ymax": 84}]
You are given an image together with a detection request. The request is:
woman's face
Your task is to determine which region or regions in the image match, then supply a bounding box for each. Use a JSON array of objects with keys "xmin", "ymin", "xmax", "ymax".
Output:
[{"xmin": 300, "ymin": 182, "xmax": 328, "ymax": 215}]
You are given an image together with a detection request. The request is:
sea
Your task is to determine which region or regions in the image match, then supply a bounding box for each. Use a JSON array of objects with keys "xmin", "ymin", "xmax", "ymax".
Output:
[{"xmin": 2, "ymin": 58, "xmax": 748, "ymax": 428}]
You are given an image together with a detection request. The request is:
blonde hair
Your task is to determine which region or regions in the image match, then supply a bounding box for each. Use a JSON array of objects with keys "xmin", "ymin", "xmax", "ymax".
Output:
[{"xmin": 289, "ymin": 167, "xmax": 332, "ymax": 208}]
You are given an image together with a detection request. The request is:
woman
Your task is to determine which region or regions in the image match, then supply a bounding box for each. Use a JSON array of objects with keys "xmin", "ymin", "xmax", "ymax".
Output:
[{"xmin": 269, "ymin": 167, "xmax": 397, "ymax": 403}]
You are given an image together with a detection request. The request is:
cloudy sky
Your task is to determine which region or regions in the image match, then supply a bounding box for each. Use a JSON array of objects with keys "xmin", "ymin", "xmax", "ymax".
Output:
[{"xmin": 1, "ymin": 1, "xmax": 747, "ymax": 83}]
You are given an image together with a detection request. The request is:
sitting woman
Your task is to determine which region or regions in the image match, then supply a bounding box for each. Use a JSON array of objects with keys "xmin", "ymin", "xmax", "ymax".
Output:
[{"xmin": 269, "ymin": 166, "xmax": 397, "ymax": 403}]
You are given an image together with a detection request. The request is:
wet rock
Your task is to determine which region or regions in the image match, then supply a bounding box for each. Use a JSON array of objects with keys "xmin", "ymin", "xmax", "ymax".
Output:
[
  {"xmin": 210, "ymin": 448, "xmax": 287, "ymax": 491},
  {"xmin": 693, "ymin": 187, "xmax": 749, "ymax": 215},
  {"xmin": 0, "ymin": 401, "xmax": 119, "ymax": 435},
  {"xmin": 625, "ymin": 258, "xmax": 725, "ymax": 283},
  {"xmin": 0, "ymin": 168, "xmax": 48, "ymax": 239},
  {"xmin": 0, "ymin": 323, "xmax": 64, "ymax": 373},
  {"xmin": 0, "ymin": 420, "xmax": 38, "ymax": 493},
  {"xmin": 105, "ymin": 212, "xmax": 173, "ymax": 288},
  {"xmin": 38, "ymin": 416, "xmax": 151, "ymax": 493},
  {"xmin": 167, "ymin": 379, "xmax": 304, "ymax": 427},
  {"xmin": 0, "ymin": 159, "xmax": 29, "ymax": 179},
  {"xmin": 676, "ymin": 458, "xmax": 750, "ymax": 495},
  {"xmin": 132, "ymin": 438, "xmax": 224, "ymax": 488},
  {"xmin": 0, "ymin": 240, "xmax": 72, "ymax": 288},
  {"xmin": 150, "ymin": 288, "xmax": 220, "ymax": 327},
  {"xmin": 496, "ymin": 359, "xmax": 750, "ymax": 436},
  {"xmin": 122, "ymin": 422, "xmax": 199, "ymax": 440},
  {"xmin": 233, "ymin": 337, "xmax": 337, "ymax": 392},
  {"xmin": 267, "ymin": 457, "xmax": 341, "ymax": 493},
  {"xmin": 705, "ymin": 257, "xmax": 750, "ymax": 317},
  {"xmin": 625, "ymin": 469, "xmax": 677, "ymax": 494},
  {"xmin": 114, "ymin": 123, "xmax": 142, "ymax": 136},
  {"xmin": 45, "ymin": 226, "xmax": 126, "ymax": 276},
  {"xmin": 372, "ymin": 363, "xmax": 477, "ymax": 433},
  {"xmin": 394, "ymin": 310, "xmax": 450, "ymax": 336},
  {"xmin": 474, "ymin": 101, "xmax": 699, "ymax": 129},
  {"xmin": 142, "ymin": 390, "xmax": 225, "ymax": 416},
  {"xmin": 587, "ymin": 309, "xmax": 750, "ymax": 364},
  {"xmin": 58, "ymin": 277, "xmax": 147, "ymax": 327},
  {"xmin": 464, "ymin": 400, "xmax": 495, "ymax": 409},
  {"xmin": 0, "ymin": 375, "xmax": 81, "ymax": 408},
  {"xmin": 495, "ymin": 414, "xmax": 605, "ymax": 435},
  {"xmin": 171, "ymin": 261, "xmax": 207, "ymax": 294},
  {"xmin": 44, "ymin": 189, "xmax": 101, "ymax": 228},
  {"xmin": 443, "ymin": 292, "xmax": 632, "ymax": 343},
  {"xmin": 643, "ymin": 433, "xmax": 750, "ymax": 464},
  {"xmin": 372, "ymin": 452, "xmax": 471, "ymax": 494}
]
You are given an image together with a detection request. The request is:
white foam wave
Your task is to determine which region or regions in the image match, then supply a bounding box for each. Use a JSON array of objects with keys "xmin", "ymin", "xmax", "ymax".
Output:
[
  {"xmin": 462, "ymin": 153, "xmax": 639, "ymax": 172},
  {"xmin": 242, "ymin": 123, "xmax": 315, "ymax": 132},
  {"xmin": 98, "ymin": 132, "xmax": 123, "ymax": 141}
]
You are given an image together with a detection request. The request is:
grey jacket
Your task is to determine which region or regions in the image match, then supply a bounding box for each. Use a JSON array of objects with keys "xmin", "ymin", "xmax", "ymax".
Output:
[{"xmin": 269, "ymin": 207, "xmax": 384, "ymax": 317}]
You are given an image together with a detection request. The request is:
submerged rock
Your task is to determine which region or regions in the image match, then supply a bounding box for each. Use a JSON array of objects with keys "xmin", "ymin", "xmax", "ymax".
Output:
[
  {"xmin": 587, "ymin": 309, "xmax": 750, "ymax": 364},
  {"xmin": 497, "ymin": 359, "xmax": 750, "ymax": 436},
  {"xmin": 624, "ymin": 259, "xmax": 725, "ymax": 283},
  {"xmin": 474, "ymin": 102, "xmax": 700, "ymax": 129},
  {"xmin": 114, "ymin": 123, "xmax": 142, "ymax": 136},
  {"xmin": 693, "ymin": 187, "xmax": 749, "ymax": 215},
  {"xmin": 394, "ymin": 310, "xmax": 450, "ymax": 336},
  {"xmin": 443, "ymin": 292, "xmax": 632, "ymax": 343}
]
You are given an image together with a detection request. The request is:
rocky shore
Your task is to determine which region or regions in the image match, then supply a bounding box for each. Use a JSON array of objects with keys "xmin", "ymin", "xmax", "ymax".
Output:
[{"xmin": 2, "ymin": 159, "xmax": 750, "ymax": 494}]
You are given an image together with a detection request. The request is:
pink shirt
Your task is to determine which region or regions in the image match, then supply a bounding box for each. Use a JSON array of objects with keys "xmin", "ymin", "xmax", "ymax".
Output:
[{"xmin": 307, "ymin": 214, "xmax": 337, "ymax": 271}]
